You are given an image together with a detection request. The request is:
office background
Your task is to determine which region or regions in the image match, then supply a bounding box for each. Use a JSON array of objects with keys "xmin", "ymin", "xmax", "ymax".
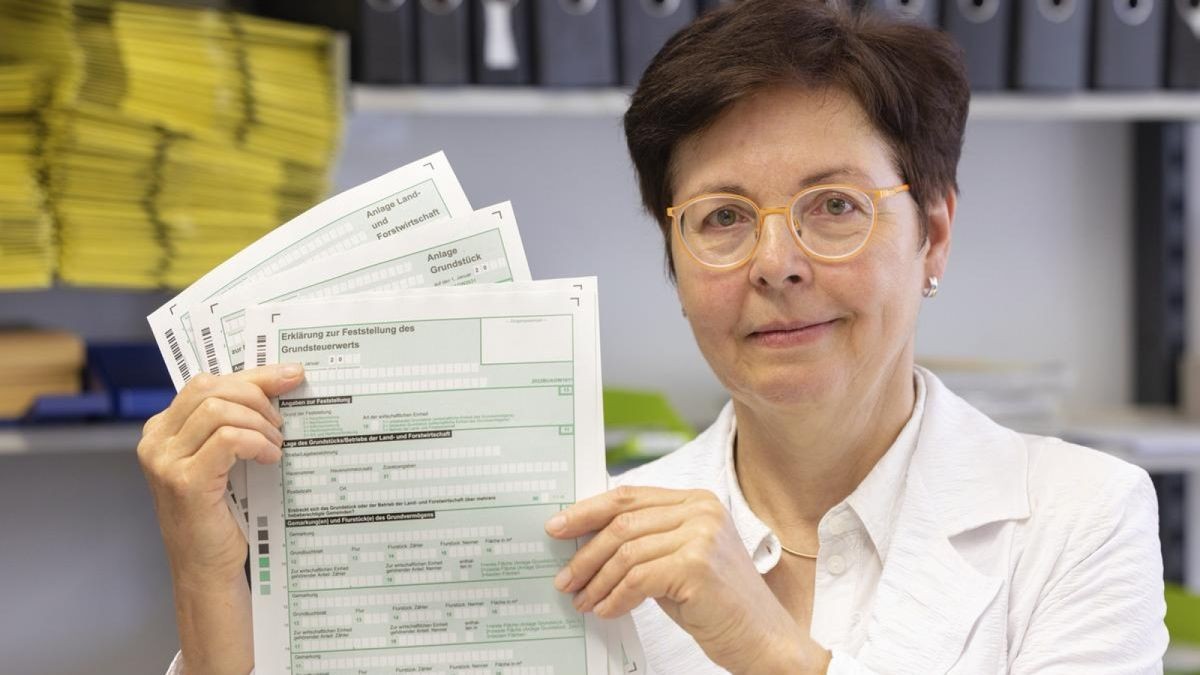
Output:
[{"xmin": 2, "ymin": 0, "xmax": 1200, "ymax": 673}]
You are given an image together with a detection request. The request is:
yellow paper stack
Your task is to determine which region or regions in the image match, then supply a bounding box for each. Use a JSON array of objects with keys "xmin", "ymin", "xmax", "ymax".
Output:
[
  {"xmin": 0, "ymin": 63, "xmax": 56, "ymax": 289},
  {"xmin": 0, "ymin": 0, "xmax": 344, "ymax": 289}
]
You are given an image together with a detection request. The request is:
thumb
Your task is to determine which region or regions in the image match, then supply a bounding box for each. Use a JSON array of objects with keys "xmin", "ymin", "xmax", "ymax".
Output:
[{"xmin": 236, "ymin": 362, "xmax": 306, "ymax": 397}]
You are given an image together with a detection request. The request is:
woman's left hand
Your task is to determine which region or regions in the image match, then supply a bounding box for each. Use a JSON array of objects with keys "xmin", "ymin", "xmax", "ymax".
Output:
[{"xmin": 545, "ymin": 485, "xmax": 830, "ymax": 674}]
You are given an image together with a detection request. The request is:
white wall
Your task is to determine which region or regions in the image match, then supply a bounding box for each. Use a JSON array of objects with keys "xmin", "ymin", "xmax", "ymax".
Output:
[
  {"xmin": 337, "ymin": 113, "xmax": 1138, "ymax": 424},
  {"xmin": 918, "ymin": 120, "xmax": 1133, "ymax": 411},
  {"xmin": 0, "ymin": 453, "xmax": 180, "ymax": 675}
]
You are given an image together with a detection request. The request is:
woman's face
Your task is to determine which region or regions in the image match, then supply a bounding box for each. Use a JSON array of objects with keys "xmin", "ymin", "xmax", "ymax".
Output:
[{"xmin": 670, "ymin": 85, "xmax": 952, "ymax": 410}]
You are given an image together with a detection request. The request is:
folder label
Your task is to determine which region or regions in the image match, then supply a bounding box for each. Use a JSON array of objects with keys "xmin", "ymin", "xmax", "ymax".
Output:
[
  {"xmin": 484, "ymin": 0, "xmax": 521, "ymax": 69},
  {"xmin": 957, "ymin": 0, "xmax": 999, "ymax": 22},
  {"xmin": 1114, "ymin": 0, "xmax": 1155, "ymax": 25},
  {"xmin": 1037, "ymin": 0, "xmax": 1078, "ymax": 23}
]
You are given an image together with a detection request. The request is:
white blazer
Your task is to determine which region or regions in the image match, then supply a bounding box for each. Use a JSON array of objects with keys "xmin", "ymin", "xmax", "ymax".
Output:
[
  {"xmin": 165, "ymin": 370, "xmax": 1169, "ymax": 675},
  {"xmin": 614, "ymin": 369, "xmax": 1170, "ymax": 674}
]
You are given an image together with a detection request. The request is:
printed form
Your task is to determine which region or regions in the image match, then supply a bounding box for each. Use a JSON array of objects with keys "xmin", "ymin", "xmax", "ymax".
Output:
[
  {"xmin": 146, "ymin": 154, "xmax": 471, "ymax": 537},
  {"xmin": 244, "ymin": 278, "xmax": 608, "ymax": 675},
  {"xmin": 148, "ymin": 151, "xmax": 472, "ymax": 390},
  {"xmin": 191, "ymin": 203, "xmax": 532, "ymax": 537},
  {"xmin": 190, "ymin": 202, "xmax": 530, "ymax": 376}
]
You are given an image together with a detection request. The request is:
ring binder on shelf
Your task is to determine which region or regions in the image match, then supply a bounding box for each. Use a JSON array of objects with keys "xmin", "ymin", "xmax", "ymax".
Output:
[
  {"xmin": 534, "ymin": 0, "xmax": 618, "ymax": 86},
  {"xmin": 359, "ymin": 0, "xmax": 419, "ymax": 84},
  {"xmin": 944, "ymin": 0, "xmax": 1011, "ymax": 91},
  {"xmin": 1167, "ymin": 0, "xmax": 1200, "ymax": 89},
  {"xmin": 418, "ymin": 0, "xmax": 473, "ymax": 85},
  {"xmin": 617, "ymin": 0, "xmax": 696, "ymax": 86},
  {"xmin": 861, "ymin": 0, "xmax": 940, "ymax": 26},
  {"xmin": 474, "ymin": 0, "xmax": 534, "ymax": 84},
  {"xmin": 1013, "ymin": 0, "xmax": 1092, "ymax": 91},
  {"xmin": 1093, "ymin": 0, "xmax": 1167, "ymax": 90}
]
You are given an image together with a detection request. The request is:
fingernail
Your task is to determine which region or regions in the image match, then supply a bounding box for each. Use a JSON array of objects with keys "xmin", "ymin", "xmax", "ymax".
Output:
[
  {"xmin": 573, "ymin": 593, "xmax": 589, "ymax": 612},
  {"xmin": 545, "ymin": 514, "xmax": 566, "ymax": 535},
  {"xmin": 280, "ymin": 363, "xmax": 303, "ymax": 379},
  {"xmin": 553, "ymin": 567, "xmax": 573, "ymax": 591}
]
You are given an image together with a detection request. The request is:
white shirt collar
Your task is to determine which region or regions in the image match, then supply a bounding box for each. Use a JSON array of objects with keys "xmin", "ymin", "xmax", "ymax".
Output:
[{"xmin": 720, "ymin": 369, "xmax": 928, "ymax": 573}]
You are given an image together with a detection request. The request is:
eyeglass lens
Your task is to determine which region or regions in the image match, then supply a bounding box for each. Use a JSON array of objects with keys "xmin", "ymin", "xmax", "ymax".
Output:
[{"xmin": 679, "ymin": 187, "xmax": 874, "ymax": 265}]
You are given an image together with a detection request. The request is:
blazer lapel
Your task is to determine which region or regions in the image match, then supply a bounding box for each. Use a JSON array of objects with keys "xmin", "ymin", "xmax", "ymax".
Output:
[
  {"xmin": 851, "ymin": 369, "xmax": 1031, "ymax": 673},
  {"xmin": 854, "ymin": 473, "xmax": 1004, "ymax": 673}
]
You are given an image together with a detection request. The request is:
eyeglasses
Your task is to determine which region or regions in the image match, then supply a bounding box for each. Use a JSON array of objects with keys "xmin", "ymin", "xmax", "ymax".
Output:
[{"xmin": 666, "ymin": 183, "xmax": 911, "ymax": 269}]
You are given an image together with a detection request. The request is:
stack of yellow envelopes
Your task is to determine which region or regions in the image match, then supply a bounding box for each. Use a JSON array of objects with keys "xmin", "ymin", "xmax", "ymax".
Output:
[
  {"xmin": 0, "ymin": 63, "xmax": 55, "ymax": 289},
  {"xmin": 0, "ymin": 0, "xmax": 344, "ymax": 289}
]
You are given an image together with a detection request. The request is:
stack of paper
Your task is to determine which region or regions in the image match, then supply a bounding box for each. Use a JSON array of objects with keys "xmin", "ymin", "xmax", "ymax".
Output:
[
  {"xmin": 919, "ymin": 358, "xmax": 1072, "ymax": 435},
  {"xmin": 0, "ymin": 0, "xmax": 344, "ymax": 289},
  {"xmin": 148, "ymin": 152, "xmax": 636, "ymax": 674},
  {"xmin": 0, "ymin": 63, "xmax": 55, "ymax": 289}
]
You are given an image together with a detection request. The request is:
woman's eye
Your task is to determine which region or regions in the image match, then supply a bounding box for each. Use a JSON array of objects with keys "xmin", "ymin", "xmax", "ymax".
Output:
[
  {"xmin": 706, "ymin": 207, "xmax": 747, "ymax": 228},
  {"xmin": 824, "ymin": 196, "xmax": 852, "ymax": 216}
]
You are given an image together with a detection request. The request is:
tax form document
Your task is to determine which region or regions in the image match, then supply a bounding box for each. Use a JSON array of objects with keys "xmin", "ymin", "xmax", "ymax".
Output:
[
  {"xmin": 190, "ymin": 202, "xmax": 530, "ymax": 376},
  {"xmin": 148, "ymin": 152, "xmax": 471, "ymax": 390},
  {"xmin": 244, "ymin": 278, "xmax": 607, "ymax": 675},
  {"xmin": 191, "ymin": 203, "xmax": 531, "ymax": 540}
]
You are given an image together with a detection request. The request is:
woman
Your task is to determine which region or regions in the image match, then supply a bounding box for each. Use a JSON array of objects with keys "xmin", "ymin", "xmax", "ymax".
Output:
[{"xmin": 142, "ymin": 1, "xmax": 1167, "ymax": 673}]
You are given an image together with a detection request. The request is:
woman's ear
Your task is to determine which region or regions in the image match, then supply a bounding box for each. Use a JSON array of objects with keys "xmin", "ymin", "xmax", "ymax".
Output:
[{"xmin": 922, "ymin": 190, "xmax": 956, "ymax": 282}]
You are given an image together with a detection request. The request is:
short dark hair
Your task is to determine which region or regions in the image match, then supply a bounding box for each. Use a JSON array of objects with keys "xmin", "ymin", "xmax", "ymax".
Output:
[{"xmin": 623, "ymin": 0, "xmax": 970, "ymax": 275}]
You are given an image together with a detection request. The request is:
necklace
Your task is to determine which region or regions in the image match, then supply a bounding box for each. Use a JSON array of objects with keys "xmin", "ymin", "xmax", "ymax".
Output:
[{"xmin": 778, "ymin": 541, "xmax": 818, "ymax": 560}]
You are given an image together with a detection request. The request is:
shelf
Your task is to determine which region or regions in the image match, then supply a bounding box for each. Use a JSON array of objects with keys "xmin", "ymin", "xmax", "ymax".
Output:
[
  {"xmin": 352, "ymin": 85, "xmax": 633, "ymax": 117},
  {"xmin": 1059, "ymin": 407, "xmax": 1200, "ymax": 473},
  {"xmin": 969, "ymin": 93, "xmax": 1200, "ymax": 121},
  {"xmin": 0, "ymin": 423, "xmax": 144, "ymax": 455},
  {"xmin": 351, "ymin": 85, "xmax": 1200, "ymax": 121}
]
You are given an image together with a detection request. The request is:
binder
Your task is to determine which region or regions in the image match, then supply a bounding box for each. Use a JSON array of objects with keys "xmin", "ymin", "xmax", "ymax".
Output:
[
  {"xmin": 473, "ymin": 0, "xmax": 534, "ymax": 84},
  {"xmin": 358, "ymin": 0, "xmax": 419, "ymax": 84},
  {"xmin": 1093, "ymin": 0, "xmax": 1167, "ymax": 89},
  {"xmin": 418, "ymin": 0, "xmax": 472, "ymax": 84},
  {"xmin": 534, "ymin": 0, "xmax": 618, "ymax": 86},
  {"xmin": 861, "ymin": 0, "xmax": 940, "ymax": 26},
  {"xmin": 1167, "ymin": 0, "xmax": 1200, "ymax": 89},
  {"xmin": 944, "ymin": 0, "xmax": 1011, "ymax": 91},
  {"xmin": 1013, "ymin": 0, "xmax": 1092, "ymax": 91},
  {"xmin": 618, "ymin": 0, "xmax": 697, "ymax": 86}
]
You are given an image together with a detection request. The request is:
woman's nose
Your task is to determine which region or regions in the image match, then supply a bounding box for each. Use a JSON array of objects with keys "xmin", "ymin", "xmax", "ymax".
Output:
[{"xmin": 747, "ymin": 211, "xmax": 812, "ymax": 288}]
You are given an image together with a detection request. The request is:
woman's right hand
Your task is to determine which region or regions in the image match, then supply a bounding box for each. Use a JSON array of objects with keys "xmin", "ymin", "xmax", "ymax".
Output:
[
  {"xmin": 137, "ymin": 363, "xmax": 304, "ymax": 675},
  {"xmin": 139, "ymin": 364, "xmax": 303, "ymax": 582}
]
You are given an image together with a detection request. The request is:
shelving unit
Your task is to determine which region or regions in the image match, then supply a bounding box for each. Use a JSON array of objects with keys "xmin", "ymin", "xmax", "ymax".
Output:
[
  {"xmin": 3, "ymin": 85, "xmax": 1200, "ymax": 673},
  {"xmin": 0, "ymin": 423, "xmax": 144, "ymax": 455},
  {"xmin": 351, "ymin": 85, "xmax": 1200, "ymax": 121}
]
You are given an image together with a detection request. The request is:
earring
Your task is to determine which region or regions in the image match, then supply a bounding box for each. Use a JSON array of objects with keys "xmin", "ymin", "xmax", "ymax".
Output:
[{"xmin": 923, "ymin": 276, "xmax": 939, "ymax": 299}]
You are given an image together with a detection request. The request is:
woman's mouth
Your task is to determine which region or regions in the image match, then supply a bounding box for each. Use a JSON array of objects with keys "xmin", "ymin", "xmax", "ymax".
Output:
[{"xmin": 747, "ymin": 319, "xmax": 839, "ymax": 347}]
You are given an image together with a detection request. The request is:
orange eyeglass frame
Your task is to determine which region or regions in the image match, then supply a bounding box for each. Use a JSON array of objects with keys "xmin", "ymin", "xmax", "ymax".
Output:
[{"xmin": 665, "ymin": 183, "xmax": 911, "ymax": 270}]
